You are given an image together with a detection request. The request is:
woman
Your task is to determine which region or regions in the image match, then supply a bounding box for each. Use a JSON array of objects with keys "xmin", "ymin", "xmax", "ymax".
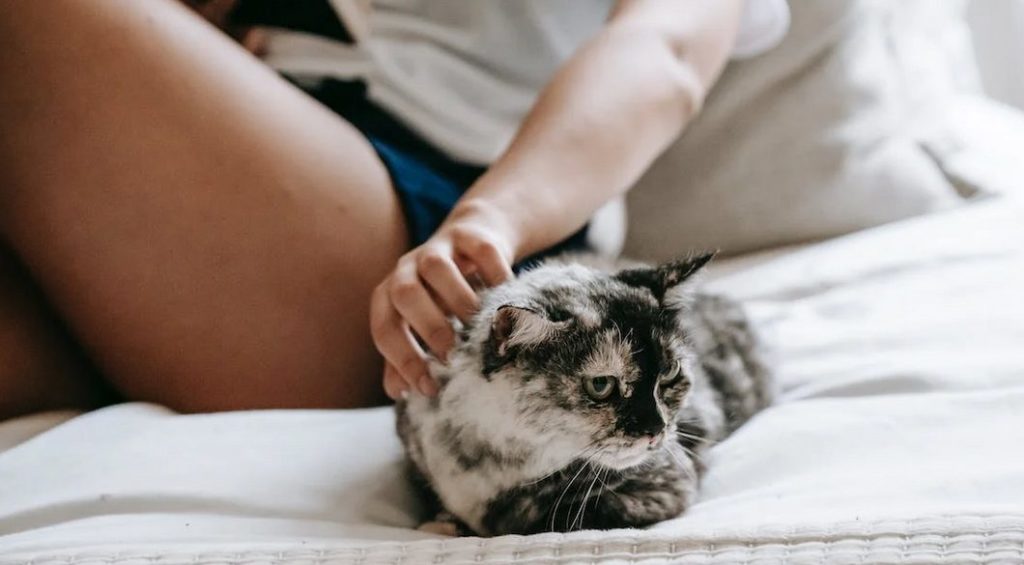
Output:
[{"xmin": 0, "ymin": 0, "xmax": 787, "ymax": 418}]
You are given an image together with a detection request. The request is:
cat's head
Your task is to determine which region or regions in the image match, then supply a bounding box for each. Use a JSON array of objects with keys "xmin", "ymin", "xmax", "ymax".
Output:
[{"xmin": 441, "ymin": 253, "xmax": 713, "ymax": 471}]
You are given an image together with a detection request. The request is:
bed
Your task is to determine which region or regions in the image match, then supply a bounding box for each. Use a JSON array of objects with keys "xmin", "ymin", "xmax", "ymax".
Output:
[
  {"xmin": 4, "ymin": 1, "xmax": 1024, "ymax": 562},
  {"xmin": 2, "ymin": 192, "xmax": 1023, "ymax": 564}
]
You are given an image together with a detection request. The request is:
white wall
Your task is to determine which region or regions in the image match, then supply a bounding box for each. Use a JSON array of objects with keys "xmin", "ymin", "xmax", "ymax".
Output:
[{"xmin": 968, "ymin": 0, "xmax": 1024, "ymax": 109}]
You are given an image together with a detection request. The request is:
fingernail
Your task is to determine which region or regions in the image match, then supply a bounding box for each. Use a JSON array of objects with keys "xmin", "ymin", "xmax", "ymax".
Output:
[{"xmin": 419, "ymin": 375, "xmax": 439, "ymax": 397}]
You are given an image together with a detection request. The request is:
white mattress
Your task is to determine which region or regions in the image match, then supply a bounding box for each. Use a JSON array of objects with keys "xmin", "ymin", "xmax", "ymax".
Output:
[{"xmin": 1, "ymin": 198, "xmax": 1023, "ymax": 564}]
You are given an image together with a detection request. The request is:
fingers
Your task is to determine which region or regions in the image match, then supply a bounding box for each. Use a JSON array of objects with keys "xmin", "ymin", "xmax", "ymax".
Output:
[
  {"xmin": 388, "ymin": 264, "xmax": 456, "ymax": 360},
  {"xmin": 195, "ymin": 0, "xmax": 239, "ymax": 27},
  {"xmin": 451, "ymin": 227, "xmax": 514, "ymax": 287},
  {"xmin": 417, "ymin": 251, "xmax": 479, "ymax": 323},
  {"xmin": 372, "ymin": 223, "xmax": 517, "ymax": 400},
  {"xmin": 383, "ymin": 361, "xmax": 436, "ymax": 401},
  {"xmin": 184, "ymin": 0, "xmax": 264, "ymax": 55},
  {"xmin": 237, "ymin": 27, "xmax": 268, "ymax": 56},
  {"xmin": 382, "ymin": 362, "xmax": 406, "ymax": 400},
  {"xmin": 370, "ymin": 286, "xmax": 433, "ymax": 396}
]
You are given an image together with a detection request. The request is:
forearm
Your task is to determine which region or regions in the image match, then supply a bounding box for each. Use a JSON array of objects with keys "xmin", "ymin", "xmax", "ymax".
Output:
[{"xmin": 448, "ymin": 0, "xmax": 743, "ymax": 259}]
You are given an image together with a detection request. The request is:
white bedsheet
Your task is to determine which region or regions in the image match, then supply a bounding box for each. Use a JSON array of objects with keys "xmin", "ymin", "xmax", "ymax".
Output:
[{"xmin": 1, "ymin": 198, "xmax": 1023, "ymax": 564}]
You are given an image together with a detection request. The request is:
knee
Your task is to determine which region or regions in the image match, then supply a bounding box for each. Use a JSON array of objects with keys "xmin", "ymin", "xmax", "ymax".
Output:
[
  {"xmin": 0, "ymin": 287, "xmax": 111, "ymax": 420},
  {"xmin": 0, "ymin": 342, "xmax": 110, "ymax": 421}
]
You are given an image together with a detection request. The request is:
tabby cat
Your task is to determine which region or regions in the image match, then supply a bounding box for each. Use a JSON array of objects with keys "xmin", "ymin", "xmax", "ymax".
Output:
[{"xmin": 396, "ymin": 253, "xmax": 772, "ymax": 536}]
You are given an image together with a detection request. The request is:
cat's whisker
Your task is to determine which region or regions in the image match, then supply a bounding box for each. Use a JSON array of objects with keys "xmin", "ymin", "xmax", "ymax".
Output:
[
  {"xmin": 566, "ymin": 449, "xmax": 603, "ymax": 532},
  {"xmin": 664, "ymin": 443, "xmax": 697, "ymax": 483},
  {"xmin": 674, "ymin": 429, "xmax": 708, "ymax": 443},
  {"xmin": 569, "ymin": 450, "xmax": 598, "ymax": 532},
  {"xmin": 549, "ymin": 455, "xmax": 593, "ymax": 532},
  {"xmin": 594, "ymin": 466, "xmax": 611, "ymax": 490},
  {"xmin": 572, "ymin": 452, "xmax": 606, "ymax": 531},
  {"xmin": 663, "ymin": 442, "xmax": 685, "ymax": 466},
  {"xmin": 670, "ymin": 440, "xmax": 699, "ymax": 460},
  {"xmin": 523, "ymin": 442, "xmax": 602, "ymax": 486},
  {"xmin": 594, "ymin": 467, "xmax": 610, "ymax": 509},
  {"xmin": 521, "ymin": 468, "xmax": 562, "ymax": 487},
  {"xmin": 675, "ymin": 429, "xmax": 716, "ymax": 450}
]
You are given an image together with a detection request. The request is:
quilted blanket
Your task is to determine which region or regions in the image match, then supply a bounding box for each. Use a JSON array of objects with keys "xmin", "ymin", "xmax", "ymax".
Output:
[{"xmin": 1, "ymin": 198, "xmax": 1022, "ymax": 564}]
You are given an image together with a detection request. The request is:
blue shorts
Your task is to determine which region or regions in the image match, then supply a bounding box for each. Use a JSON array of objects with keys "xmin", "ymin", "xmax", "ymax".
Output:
[{"xmin": 291, "ymin": 78, "xmax": 588, "ymax": 269}]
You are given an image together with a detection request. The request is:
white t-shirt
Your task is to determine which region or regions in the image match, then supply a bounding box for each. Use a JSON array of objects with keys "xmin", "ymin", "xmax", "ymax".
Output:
[{"xmin": 267, "ymin": 0, "xmax": 790, "ymax": 165}]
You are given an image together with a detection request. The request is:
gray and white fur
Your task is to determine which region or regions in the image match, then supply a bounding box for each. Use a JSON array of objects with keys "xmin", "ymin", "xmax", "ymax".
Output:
[{"xmin": 396, "ymin": 253, "xmax": 772, "ymax": 536}]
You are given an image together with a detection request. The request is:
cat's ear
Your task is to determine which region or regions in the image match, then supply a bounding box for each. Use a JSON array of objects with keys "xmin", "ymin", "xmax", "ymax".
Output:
[
  {"xmin": 483, "ymin": 305, "xmax": 561, "ymax": 374},
  {"xmin": 616, "ymin": 252, "xmax": 715, "ymax": 304},
  {"xmin": 658, "ymin": 252, "xmax": 716, "ymax": 291},
  {"xmin": 490, "ymin": 305, "xmax": 557, "ymax": 357}
]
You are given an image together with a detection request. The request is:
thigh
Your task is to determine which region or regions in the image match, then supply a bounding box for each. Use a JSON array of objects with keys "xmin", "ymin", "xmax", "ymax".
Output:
[
  {"xmin": 0, "ymin": 0, "xmax": 408, "ymax": 411},
  {"xmin": 0, "ymin": 246, "xmax": 114, "ymax": 420}
]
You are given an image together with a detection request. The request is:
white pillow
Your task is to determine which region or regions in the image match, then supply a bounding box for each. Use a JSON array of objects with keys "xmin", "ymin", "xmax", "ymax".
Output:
[{"xmin": 624, "ymin": 0, "xmax": 980, "ymax": 259}]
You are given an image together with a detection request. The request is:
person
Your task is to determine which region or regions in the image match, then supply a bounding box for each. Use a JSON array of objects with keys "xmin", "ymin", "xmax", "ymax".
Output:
[{"xmin": 0, "ymin": 0, "xmax": 788, "ymax": 420}]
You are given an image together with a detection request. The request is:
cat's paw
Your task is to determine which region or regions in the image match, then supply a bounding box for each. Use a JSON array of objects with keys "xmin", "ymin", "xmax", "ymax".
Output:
[
  {"xmin": 418, "ymin": 512, "xmax": 465, "ymax": 536},
  {"xmin": 418, "ymin": 520, "xmax": 460, "ymax": 536}
]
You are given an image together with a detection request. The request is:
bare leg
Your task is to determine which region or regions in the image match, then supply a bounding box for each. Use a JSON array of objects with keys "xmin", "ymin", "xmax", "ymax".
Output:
[
  {"xmin": 0, "ymin": 0, "xmax": 408, "ymax": 411},
  {"xmin": 0, "ymin": 246, "xmax": 114, "ymax": 420}
]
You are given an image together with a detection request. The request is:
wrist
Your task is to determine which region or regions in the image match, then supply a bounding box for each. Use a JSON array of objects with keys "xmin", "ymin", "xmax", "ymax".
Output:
[
  {"xmin": 446, "ymin": 196, "xmax": 529, "ymax": 260},
  {"xmin": 449, "ymin": 167, "xmax": 574, "ymax": 260}
]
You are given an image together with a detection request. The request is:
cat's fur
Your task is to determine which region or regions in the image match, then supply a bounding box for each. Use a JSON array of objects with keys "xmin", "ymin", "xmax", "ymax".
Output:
[{"xmin": 396, "ymin": 253, "xmax": 772, "ymax": 536}]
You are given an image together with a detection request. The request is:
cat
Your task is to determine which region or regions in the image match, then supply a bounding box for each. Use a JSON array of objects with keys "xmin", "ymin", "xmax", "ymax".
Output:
[{"xmin": 395, "ymin": 253, "xmax": 773, "ymax": 536}]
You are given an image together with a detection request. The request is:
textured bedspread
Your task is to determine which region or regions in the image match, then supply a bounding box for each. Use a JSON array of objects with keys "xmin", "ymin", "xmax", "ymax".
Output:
[{"xmin": 1, "ymin": 198, "xmax": 1022, "ymax": 564}]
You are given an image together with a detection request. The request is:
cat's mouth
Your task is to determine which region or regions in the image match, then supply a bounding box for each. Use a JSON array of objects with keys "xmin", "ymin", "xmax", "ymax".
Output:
[{"xmin": 600, "ymin": 433, "xmax": 666, "ymax": 469}]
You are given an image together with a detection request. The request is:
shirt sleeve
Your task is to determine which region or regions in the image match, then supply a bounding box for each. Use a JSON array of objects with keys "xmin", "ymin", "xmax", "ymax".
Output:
[{"xmin": 730, "ymin": 0, "xmax": 790, "ymax": 59}]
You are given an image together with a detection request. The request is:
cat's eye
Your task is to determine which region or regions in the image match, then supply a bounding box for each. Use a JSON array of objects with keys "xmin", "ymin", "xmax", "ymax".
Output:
[
  {"xmin": 547, "ymin": 308, "xmax": 572, "ymax": 323},
  {"xmin": 583, "ymin": 375, "xmax": 618, "ymax": 400},
  {"xmin": 661, "ymin": 360, "xmax": 684, "ymax": 386}
]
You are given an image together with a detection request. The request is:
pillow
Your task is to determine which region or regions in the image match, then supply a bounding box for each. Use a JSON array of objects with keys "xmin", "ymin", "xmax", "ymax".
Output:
[
  {"xmin": 624, "ymin": 0, "xmax": 981, "ymax": 259},
  {"xmin": 917, "ymin": 95, "xmax": 1024, "ymax": 200}
]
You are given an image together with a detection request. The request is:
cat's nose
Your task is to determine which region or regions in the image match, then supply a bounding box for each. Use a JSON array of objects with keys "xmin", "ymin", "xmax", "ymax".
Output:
[{"xmin": 645, "ymin": 434, "xmax": 662, "ymax": 449}]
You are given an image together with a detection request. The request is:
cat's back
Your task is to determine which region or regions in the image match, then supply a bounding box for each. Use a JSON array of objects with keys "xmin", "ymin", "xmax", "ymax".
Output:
[{"xmin": 687, "ymin": 292, "xmax": 774, "ymax": 433}]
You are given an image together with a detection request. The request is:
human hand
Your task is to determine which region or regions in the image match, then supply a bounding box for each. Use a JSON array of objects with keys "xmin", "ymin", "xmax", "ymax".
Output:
[
  {"xmin": 371, "ymin": 202, "xmax": 519, "ymax": 400},
  {"xmin": 181, "ymin": 0, "xmax": 267, "ymax": 55}
]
